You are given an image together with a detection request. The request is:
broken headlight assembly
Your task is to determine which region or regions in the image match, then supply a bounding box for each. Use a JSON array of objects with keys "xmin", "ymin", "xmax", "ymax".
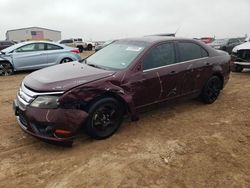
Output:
[{"xmin": 30, "ymin": 95, "xmax": 60, "ymax": 109}]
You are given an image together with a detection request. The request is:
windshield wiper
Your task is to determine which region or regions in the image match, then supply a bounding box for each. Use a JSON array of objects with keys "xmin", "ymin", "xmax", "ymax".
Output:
[{"xmin": 87, "ymin": 63, "xmax": 106, "ymax": 70}]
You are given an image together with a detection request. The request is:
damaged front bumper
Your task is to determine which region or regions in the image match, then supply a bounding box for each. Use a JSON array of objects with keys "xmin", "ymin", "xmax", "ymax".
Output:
[
  {"xmin": 231, "ymin": 49, "xmax": 250, "ymax": 69},
  {"xmin": 13, "ymin": 98, "xmax": 88, "ymax": 146}
]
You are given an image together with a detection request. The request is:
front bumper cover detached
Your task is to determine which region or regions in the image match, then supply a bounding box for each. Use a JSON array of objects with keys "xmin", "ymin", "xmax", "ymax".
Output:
[{"xmin": 13, "ymin": 99, "xmax": 88, "ymax": 146}]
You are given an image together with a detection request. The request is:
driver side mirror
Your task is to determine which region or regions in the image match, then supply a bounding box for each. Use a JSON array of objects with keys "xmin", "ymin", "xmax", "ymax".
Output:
[{"xmin": 135, "ymin": 63, "xmax": 142, "ymax": 72}]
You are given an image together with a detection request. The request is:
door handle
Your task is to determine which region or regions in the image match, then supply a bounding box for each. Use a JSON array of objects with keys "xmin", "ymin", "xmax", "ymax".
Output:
[{"xmin": 170, "ymin": 70, "xmax": 176, "ymax": 74}]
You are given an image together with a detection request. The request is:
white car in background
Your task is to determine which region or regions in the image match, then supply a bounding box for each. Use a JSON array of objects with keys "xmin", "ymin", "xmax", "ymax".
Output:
[
  {"xmin": 0, "ymin": 41, "xmax": 81, "ymax": 76},
  {"xmin": 231, "ymin": 42, "xmax": 250, "ymax": 72}
]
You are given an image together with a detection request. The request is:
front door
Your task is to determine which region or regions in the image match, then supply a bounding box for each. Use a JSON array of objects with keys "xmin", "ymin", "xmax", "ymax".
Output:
[
  {"xmin": 131, "ymin": 42, "xmax": 181, "ymax": 108},
  {"xmin": 12, "ymin": 43, "xmax": 47, "ymax": 70}
]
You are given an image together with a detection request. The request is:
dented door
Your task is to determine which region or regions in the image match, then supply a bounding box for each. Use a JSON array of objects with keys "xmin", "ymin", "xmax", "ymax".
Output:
[{"xmin": 127, "ymin": 70, "xmax": 161, "ymax": 108}]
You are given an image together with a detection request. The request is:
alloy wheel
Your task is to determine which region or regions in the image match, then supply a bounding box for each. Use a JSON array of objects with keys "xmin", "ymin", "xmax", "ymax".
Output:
[{"xmin": 0, "ymin": 63, "xmax": 13, "ymax": 76}]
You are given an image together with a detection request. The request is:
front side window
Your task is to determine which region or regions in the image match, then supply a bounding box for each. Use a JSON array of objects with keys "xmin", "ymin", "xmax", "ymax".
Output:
[
  {"xmin": 16, "ymin": 43, "xmax": 45, "ymax": 52},
  {"xmin": 179, "ymin": 42, "xmax": 208, "ymax": 62},
  {"xmin": 142, "ymin": 43, "xmax": 176, "ymax": 70},
  {"xmin": 86, "ymin": 41, "xmax": 146, "ymax": 70}
]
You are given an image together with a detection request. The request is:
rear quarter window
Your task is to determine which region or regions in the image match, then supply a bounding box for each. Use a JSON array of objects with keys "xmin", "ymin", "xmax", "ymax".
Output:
[
  {"xmin": 178, "ymin": 42, "xmax": 208, "ymax": 62},
  {"xmin": 47, "ymin": 44, "xmax": 63, "ymax": 50}
]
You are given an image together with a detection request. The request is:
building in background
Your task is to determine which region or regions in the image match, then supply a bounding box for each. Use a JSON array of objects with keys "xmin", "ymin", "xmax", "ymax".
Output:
[{"xmin": 6, "ymin": 27, "xmax": 61, "ymax": 42}]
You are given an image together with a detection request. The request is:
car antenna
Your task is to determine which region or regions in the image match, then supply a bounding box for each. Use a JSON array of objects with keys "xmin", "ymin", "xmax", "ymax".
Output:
[{"xmin": 174, "ymin": 25, "xmax": 182, "ymax": 37}]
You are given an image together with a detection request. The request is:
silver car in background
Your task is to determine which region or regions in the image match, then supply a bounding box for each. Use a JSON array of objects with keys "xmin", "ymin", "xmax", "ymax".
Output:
[{"xmin": 0, "ymin": 41, "xmax": 81, "ymax": 76}]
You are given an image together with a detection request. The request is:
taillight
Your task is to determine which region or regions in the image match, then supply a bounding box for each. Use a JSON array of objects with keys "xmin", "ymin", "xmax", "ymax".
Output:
[{"xmin": 71, "ymin": 49, "xmax": 80, "ymax": 53}]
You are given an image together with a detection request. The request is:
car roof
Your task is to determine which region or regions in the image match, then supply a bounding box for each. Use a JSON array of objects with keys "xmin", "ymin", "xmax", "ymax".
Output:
[
  {"xmin": 118, "ymin": 36, "xmax": 198, "ymax": 45},
  {"xmin": 117, "ymin": 36, "xmax": 219, "ymax": 56},
  {"xmin": 1, "ymin": 41, "xmax": 67, "ymax": 53},
  {"xmin": 18, "ymin": 40, "xmax": 60, "ymax": 45}
]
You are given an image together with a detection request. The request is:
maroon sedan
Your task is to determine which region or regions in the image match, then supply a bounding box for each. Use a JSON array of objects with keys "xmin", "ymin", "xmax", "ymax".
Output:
[{"xmin": 13, "ymin": 36, "xmax": 231, "ymax": 145}]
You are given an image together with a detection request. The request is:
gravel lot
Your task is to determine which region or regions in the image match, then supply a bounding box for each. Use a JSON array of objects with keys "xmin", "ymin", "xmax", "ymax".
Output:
[{"xmin": 0, "ymin": 52, "xmax": 250, "ymax": 187}]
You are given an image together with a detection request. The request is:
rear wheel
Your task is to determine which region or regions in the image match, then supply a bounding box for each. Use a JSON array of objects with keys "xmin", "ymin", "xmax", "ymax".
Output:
[
  {"xmin": 77, "ymin": 46, "xmax": 84, "ymax": 53},
  {"xmin": 60, "ymin": 58, "xmax": 73, "ymax": 64},
  {"xmin": 85, "ymin": 97, "xmax": 124, "ymax": 139},
  {"xmin": 87, "ymin": 44, "xmax": 93, "ymax": 51},
  {"xmin": 201, "ymin": 76, "xmax": 222, "ymax": 104},
  {"xmin": 0, "ymin": 62, "xmax": 14, "ymax": 76}
]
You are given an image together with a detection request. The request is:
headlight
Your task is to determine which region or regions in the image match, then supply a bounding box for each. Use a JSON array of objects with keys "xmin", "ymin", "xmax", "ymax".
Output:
[{"xmin": 30, "ymin": 95, "xmax": 60, "ymax": 109}]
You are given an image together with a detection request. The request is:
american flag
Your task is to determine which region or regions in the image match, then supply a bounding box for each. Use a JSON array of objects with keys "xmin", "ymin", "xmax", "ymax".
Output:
[{"xmin": 31, "ymin": 31, "xmax": 44, "ymax": 39}]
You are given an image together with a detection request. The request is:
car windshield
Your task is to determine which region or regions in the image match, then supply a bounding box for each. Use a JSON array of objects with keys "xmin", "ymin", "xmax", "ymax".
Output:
[
  {"xmin": 86, "ymin": 41, "xmax": 147, "ymax": 70},
  {"xmin": 103, "ymin": 40, "xmax": 114, "ymax": 46},
  {"xmin": 211, "ymin": 39, "xmax": 228, "ymax": 45}
]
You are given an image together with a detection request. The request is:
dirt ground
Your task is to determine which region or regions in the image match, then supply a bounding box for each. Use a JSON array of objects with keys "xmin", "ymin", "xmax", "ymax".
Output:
[{"xmin": 0, "ymin": 53, "xmax": 250, "ymax": 188}]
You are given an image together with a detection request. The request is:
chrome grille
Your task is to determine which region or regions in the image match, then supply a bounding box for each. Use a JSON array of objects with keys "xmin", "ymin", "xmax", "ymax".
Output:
[{"xmin": 17, "ymin": 84, "xmax": 36, "ymax": 107}]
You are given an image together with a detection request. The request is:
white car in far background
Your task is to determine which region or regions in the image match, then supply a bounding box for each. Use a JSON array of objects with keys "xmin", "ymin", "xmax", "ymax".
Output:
[
  {"xmin": 231, "ymin": 41, "xmax": 250, "ymax": 72},
  {"xmin": 0, "ymin": 41, "xmax": 81, "ymax": 76}
]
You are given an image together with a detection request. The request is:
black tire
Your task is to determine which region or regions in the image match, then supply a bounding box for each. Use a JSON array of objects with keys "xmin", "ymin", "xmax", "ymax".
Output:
[
  {"xmin": 0, "ymin": 62, "xmax": 14, "ymax": 76},
  {"xmin": 232, "ymin": 65, "xmax": 243, "ymax": 72},
  {"xmin": 201, "ymin": 76, "xmax": 222, "ymax": 104},
  {"xmin": 87, "ymin": 44, "xmax": 92, "ymax": 51},
  {"xmin": 85, "ymin": 97, "xmax": 124, "ymax": 139},
  {"xmin": 77, "ymin": 46, "xmax": 84, "ymax": 53},
  {"xmin": 60, "ymin": 58, "xmax": 73, "ymax": 64}
]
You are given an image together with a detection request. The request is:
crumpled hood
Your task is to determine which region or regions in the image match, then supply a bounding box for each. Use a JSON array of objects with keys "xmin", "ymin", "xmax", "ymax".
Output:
[
  {"xmin": 23, "ymin": 62, "xmax": 116, "ymax": 92},
  {"xmin": 232, "ymin": 42, "xmax": 250, "ymax": 53},
  {"xmin": 0, "ymin": 54, "xmax": 10, "ymax": 61}
]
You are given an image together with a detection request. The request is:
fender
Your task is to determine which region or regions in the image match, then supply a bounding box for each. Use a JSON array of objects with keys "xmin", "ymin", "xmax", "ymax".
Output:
[{"xmin": 58, "ymin": 80, "xmax": 138, "ymax": 120}]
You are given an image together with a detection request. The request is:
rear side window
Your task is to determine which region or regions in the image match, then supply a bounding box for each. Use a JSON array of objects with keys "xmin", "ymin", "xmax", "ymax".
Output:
[
  {"xmin": 47, "ymin": 44, "xmax": 63, "ymax": 50},
  {"xmin": 143, "ymin": 43, "xmax": 176, "ymax": 70},
  {"xmin": 178, "ymin": 42, "xmax": 208, "ymax": 62}
]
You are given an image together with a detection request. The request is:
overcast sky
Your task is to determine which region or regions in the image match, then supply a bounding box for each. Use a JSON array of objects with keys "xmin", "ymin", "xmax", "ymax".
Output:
[{"xmin": 0, "ymin": 0, "xmax": 250, "ymax": 41}]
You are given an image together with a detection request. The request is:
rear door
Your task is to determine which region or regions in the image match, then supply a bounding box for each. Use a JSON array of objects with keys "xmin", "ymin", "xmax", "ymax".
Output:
[
  {"xmin": 45, "ymin": 43, "xmax": 64, "ymax": 66},
  {"xmin": 12, "ymin": 43, "xmax": 47, "ymax": 70},
  {"xmin": 176, "ymin": 41, "xmax": 210, "ymax": 95}
]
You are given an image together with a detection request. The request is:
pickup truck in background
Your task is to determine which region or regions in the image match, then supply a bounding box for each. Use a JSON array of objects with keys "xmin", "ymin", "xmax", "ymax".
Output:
[{"xmin": 59, "ymin": 38, "xmax": 96, "ymax": 52}]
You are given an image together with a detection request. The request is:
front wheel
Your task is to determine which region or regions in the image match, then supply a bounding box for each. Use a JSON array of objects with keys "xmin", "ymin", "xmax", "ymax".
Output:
[
  {"xmin": 0, "ymin": 62, "xmax": 14, "ymax": 76},
  {"xmin": 201, "ymin": 76, "xmax": 222, "ymax": 104},
  {"xmin": 85, "ymin": 98, "xmax": 124, "ymax": 139}
]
